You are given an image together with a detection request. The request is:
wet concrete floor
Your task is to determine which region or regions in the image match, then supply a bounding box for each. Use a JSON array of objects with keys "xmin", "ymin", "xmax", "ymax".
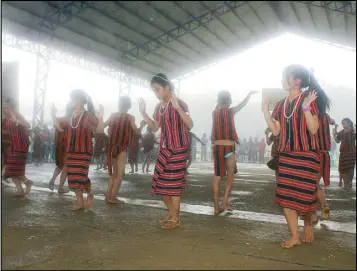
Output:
[{"xmin": 1, "ymin": 162, "xmax": 356, "ymax": 270}]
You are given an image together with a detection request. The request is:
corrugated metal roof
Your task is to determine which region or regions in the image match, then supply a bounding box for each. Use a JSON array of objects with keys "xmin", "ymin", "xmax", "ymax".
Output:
[{"xmin": 2, "ymin": 1, "xmax": 356, "ymax": 81}]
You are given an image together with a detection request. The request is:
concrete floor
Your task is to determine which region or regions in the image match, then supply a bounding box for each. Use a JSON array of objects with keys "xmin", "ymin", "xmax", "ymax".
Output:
[{"xmin": 1, "ymin": 162, "xmax": 356, "ymax": 270}]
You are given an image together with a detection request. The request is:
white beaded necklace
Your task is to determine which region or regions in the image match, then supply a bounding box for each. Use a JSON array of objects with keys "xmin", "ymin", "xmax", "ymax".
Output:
[
  {"xmin": 71, "ymin": 110, "xmax": 85, "ymax": 129},
  {"xmin": 283, "ymin": 93, "xmax": 303, "ymax": 119},
  {"xmin": 159, "ymin": 100, "xmax": 171, "ymax": 116}
]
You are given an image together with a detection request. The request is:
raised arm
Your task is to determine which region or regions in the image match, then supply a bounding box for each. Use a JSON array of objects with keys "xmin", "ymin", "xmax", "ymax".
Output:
[
  {"xmin": 50, "ymin": 104, "xmax": 64, "ymax": 132},
  {"xmin": 302, "ymin": 91, "xmax": 319, "ymax": 135},
  {"xmin": 130, "ymin": 117, "xmax": 145, "ymax": 136},
  {"xmin": 139, "ymin": 98, "xmax": 160, "ymax": 132},
  {"xmin": 94, "ymin": 105, "xmax": 105, "ymax": 134},
  {"xmin": 266, "ymin": 133, "xmax": 273, "ymax": 146},
  {"xmin": 263, "ymin": 101, "xmax": 280, "ymax": 136},
  {"xmin": 171, "ymin": 94, "xmax": 193, "ymax": 130},
  {"xmin": 232, "ymin": 91, "xmax": 257, "ymax": 115}
]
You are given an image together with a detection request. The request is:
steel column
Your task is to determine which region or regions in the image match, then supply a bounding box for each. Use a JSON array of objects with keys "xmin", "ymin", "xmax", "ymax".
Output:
[
  {"xmin": 32, "ymin": 46, "xmax": 50, "ymax": 129},
  {"xmin": 118, "ymin": 75, "xmax": 132, "ymax": 109}
]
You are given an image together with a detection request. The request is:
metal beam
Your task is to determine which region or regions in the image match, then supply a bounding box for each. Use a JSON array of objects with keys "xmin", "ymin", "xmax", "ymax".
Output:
[
  {"xmin": 174, "ymin": 1, "xmax": 233, "ymax": 49},
  {"xmin": 2, "ymin": 32, "xmax": 150, "ymax": 87},
  {"xmin": 144, "ymin": 1, "xmax": 215, "ymax": 53},
  {"xmin": 32, "ymin": 46, "xmax": 50, "ymax": 129},
  {"xmin": 122, "ymin": 1, "xmax": 248, "ymax": 62},
  {"xmin": 223, "ymin": 1, "xmax": 257, "ymax": 36},
  {"xmin": 295, "ymin": 1, "xmax": 355, "ymax": 16},
  {"xmin": 289, "ymin": 1, "xmax": 302, "ymax": 25},
  {"xmin": 3, "ymin": 1, "xmax": 158, "ymax": 75},
  {"xmin": 38, "ymin": 1, "xmax": 97, "ymax": 32},
  {"xmin": 246, "ymin": 2, "xmax": 268, "ymax": 29},
  {"xmin": 42, "ymin": 1, "xmax": 175, "ymax": 71},
  {"xmin": 112, "ymin": 1, "xmax": 195, "ymax": 65}
]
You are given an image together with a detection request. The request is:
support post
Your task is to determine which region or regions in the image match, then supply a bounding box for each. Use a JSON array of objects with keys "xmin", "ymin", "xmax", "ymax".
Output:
[
  {"xmin": 118, "ymin": 74, "xmax": 132, "ymax": 110},
  {"xmin": 32, "ymin": 45, "xmax": 50, "ymax": 129}
]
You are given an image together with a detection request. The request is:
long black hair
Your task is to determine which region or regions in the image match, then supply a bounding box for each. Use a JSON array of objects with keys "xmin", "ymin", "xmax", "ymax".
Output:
[
  {"xmin": 283, "ymin": 64, "xmax": 331, "ymax": 114},
  {"xmin": 150, "ymin": 73, "xmax": 174, "ymax": 92},
  {"xmin": 342, "ymin": 117, "xmax": 354, "ymax": 128},
  {"xmin": 69, "ymin": 89, "xmax": 95, "ymax": 114}
]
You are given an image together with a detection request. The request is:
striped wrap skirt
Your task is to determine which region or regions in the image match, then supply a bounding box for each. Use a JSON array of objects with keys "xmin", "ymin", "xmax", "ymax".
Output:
[
  {"xmin": 152, "ymin": 146, "xmax": 188, "ymax": 196},
  {"xmin": 4, "ymin": 149, "xmax": 28, "ymax": 177},
  {"xmin": 319, "ymin": 151, "xmax": 331, "ymax": 186},
  {"xmin": 213, "ymin": 145, "xmax": 238, "ymax": 177},
  {"xmin": 338, "ymin": 152, "xmax": 356, "ymax": 174},
  {"xmin": 67, "ymin": 152, "xmax": 92, "ymax": 191},
  {"xmin": 275, "ymin": 151, "xmax": 320, "ymax": 215}
]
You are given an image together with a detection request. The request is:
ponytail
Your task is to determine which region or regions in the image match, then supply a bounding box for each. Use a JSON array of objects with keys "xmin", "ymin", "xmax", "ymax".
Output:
[{"xmin": 86, "ymin": 95, "xmax": 95, "ymax": 115}]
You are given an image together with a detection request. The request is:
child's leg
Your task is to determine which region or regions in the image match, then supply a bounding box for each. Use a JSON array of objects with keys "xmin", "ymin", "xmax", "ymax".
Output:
[
  {"xmin": 212, "ymin": 175, "xmax": 222, "ymax": 215},
  {"xmin": 222, "ymin": 155, "xmax": 236, "ymax": 211},
  {"xmin": 110, "ymin": 152, "xmax": 126, "ymax": 202},
  {"xmin": 160, "ymin": 195, "xmax": 174, "ymax": 224},
  {"xmin": 73, "ymin": 189, "xmax": 84, "ymax": 210},
  {"xmin": 107, "ymin": 156, "xmax": 117, "ymax": 201},
  {"xmin": 58, "ymin": 166, "xmax": 69, "ymax": 193},
  {"xmin": 12, "ymin": 176, "xmax": 25, "ymax": 196},
  {"xmin": 49, "ymin": 167, "xmax": 62, "ymax": 190},
  {"xmin": 162, "ymin": 196, "xmax": 181, "ymax": 229}
]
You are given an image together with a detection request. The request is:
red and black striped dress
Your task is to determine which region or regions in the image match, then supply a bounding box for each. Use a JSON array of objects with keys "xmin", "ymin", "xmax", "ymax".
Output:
[
  {"xmin": 317, "ymin": 113, "xmax": 332, "ymax": 186},
  {"xmin": 54, "ymin": 118, "xmax": 68, "ymax": 169},
  {"xmin": 152, "ymin": 100, "xmax": 190, "ymax": 196},
  {"xmin": 3, "ymin": 118, "xmax": 30, "ymax": 177},
  {"xmin": 211, "ymin": 107, "xmax": 238, "ymax": 177},
  {"xmin": 2, "ymin": 126, "xmax": 11, "ymax": 170},
  {"xmin": 107, "ymin": 112, "xmax": 134, "ymax": 175},
  {"xmin": 272, "ymin": 95, "xmax": 320, "ymax": 215},
  {"xmin": 62, "ymin": 111, "xmax": 99, "ymax": 191},
  {"xmin": 337, "ymin": 129, "xmax": 356, "ymax": 174}
]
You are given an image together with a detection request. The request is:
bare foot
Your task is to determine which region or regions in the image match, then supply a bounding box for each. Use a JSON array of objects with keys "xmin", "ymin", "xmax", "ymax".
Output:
[
  {"xmin": 280, "ymin": 238, "xmax": 301, "ymax": 248},
  {"xmin": 214, "ymin": 206, "xmax": 224, "ymax": 216},
  {"xmin": 303, "ymin": 226, "xmax": 314, "ymax": 243},
  {"xmin": 159, "ymin": 215, "xmax": 172, "ymax": 224},
  {"xmin": 161, "ymin": 220, "xmax": 180, "ymax": 229},
  {"xmin": 24, "ymin": 180, "xmax": 33, "ymax": 196},
  {"xmin": 107, "ymin": 198, "xmax": 122, "ymax": 204},
  {"xmin": 72, "ymin": 204, "xmax": 84, "ymax": 211},
  {"xmin": 58, "ymin": 188, "xmax": 69, "ymax": 194},
  {"xmin": 85, "ymin": 193, "xmax": 95, "ymax": 208},
  {"xmin": 48, "ymin": 180, "xmax": 55, "ymax": 191},
  {"xmin": 320, "ymin": 206, "xmax": 330, "ymax": 220},
  {"xmin": 13, "ymin": 192, "xmax": 25, "ymax": 197}
]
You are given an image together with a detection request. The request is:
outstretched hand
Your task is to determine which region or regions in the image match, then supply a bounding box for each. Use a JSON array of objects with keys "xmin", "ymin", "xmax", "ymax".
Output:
[
  {"xmin": 249, "ymin": 90, "xmax": 258, "ymax": 96},
  {"xmin": 302, "ymin": 90, "xmax": 318, "ymax": 108},
  {"xmin": 262, "ymin": 100, "xmax": 270, "ymax": 113}
]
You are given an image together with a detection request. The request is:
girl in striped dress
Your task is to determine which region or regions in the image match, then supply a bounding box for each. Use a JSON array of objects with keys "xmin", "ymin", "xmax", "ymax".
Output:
[
  {"xmin": 48, "ymin": 104, "xmax": 74, "ymax": 193},
  {"xmin": 104, "ymin": 96, "xmax": 143, "ymax": 204},
  {"xmin": 263, "ymin": 64, "xmax": 331, "ymax": 248},
  {"xmin": 94, "ymin": 133, "xmax": 108, "ymax": 170},
  {"xmin": 51, "ymin": 89, "xmax": 104, "ymax": 211},
  {"xmin": 211, "ymin": 90, "xmax": 256, "ymax": 214},
  {"xmin": 139, "ymin": 73, "xmax": 193, "ymax": 229},
  {"xmin": 333, "ymin": 118, "xmax": 356, "ymax": 189},
  {"xmin": 3, "ymin": 98, "xmax": 33, "ymax": 196},
  {"xmin": 316, "ymin": 113, "xmax": 335, "ymax": 220}
]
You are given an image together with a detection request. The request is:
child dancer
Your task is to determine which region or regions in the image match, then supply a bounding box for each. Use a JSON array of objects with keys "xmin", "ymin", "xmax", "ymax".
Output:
[
  {"xmin": 263, "ymin": 64, "xmax": 331, "ymax": 248},
  {"xmin": 104, "ymin": 96, "xmax": 143, "ymax": 203},
  {"xmin": 142, "ymin": 126, "xmax": 158, "ymax": 173},
  {"xmin": 139, "ymin": 73, "xmax": 193, "ymax": 229},
  {"xmin": 51, "ymin": 89, "xmax": 103, "ymax": 210},
  {"xmin": 211, "ymin": 90, "xmax": 256, "ymax": 215},
  {"xmin": 48, "ymin": 104, "xmax": 74, "ymax": 193},
  {"xmin": 2, "ymin": 98, "xmax": 33, "ymax": 196},
  {"xmin": 333, "ymin": 118, "xmax": 356, "ymax": 189}
]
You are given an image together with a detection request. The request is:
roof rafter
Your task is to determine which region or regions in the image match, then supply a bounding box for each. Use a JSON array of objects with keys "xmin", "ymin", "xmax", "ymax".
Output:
[
  {"xmin": 121, "ymin": 1, "xmax": 248, "ymax": 63},
  {"xmin": 112, "ymin": 1, "xmax": 195, "ymax": 64},
  {"xmin": 172, "ymin": 1, "xmax": 232, "ymax": 49},
  {"xmin": 295, "ymin": 1, "xmax": 355, "ymax": 16},
  {"xmin": 144, "ymin": 1, "xmax": 216, "ymax": 53}
]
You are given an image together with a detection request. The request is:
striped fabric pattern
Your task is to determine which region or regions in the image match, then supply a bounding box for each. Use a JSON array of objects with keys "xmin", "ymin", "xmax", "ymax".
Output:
[
  {"xmin": 3, "ymin": 118, "xmax": 29, "ymax": 177},
  {"xmin": 107, "ymin": 112, "xmax": 133, "ymax": 175},
  {"xmin": 319, "ymin": 151, "xmax": 331, "ymax": 186},
  {"xmin": 211, "ymin": 107, "xmax": 238, "ymax": 142},
  {"xmin": 93, "ymin": 134, "xmax": 108, "ymax": 157},
  {"xmin": 337, "ymin": 130, "xmax": 356, "ymax": 153},
  {"xmin": 128, "ymin": 134, "xmax": 140, "ymax": 163},
  {"xmin": 4, "ymin": 150, "xmax": 28, "ymax": 177},
  {"xmin": 152, "ymin": 99, "xmax": 190, "ymax": 196},
  {"xmin": 339, "ymin": 152, "xmax": 356, "ymax": 174},
  {"xmin": 55, "ymin": 144, "xmax": 65, "ymax": 168},
  {"xmin": 67, "ymin": 152, "xmax": 92, "ymax": 191},
  {"xmin": 317, "ymin": 113, "xmax": 331, "ymax": 151},
  {"xmin": 276, "ymin": 151, "xmax": 320, "ymax": 215},
  {"xmin": 213, "ymin": 145, "xmax": 238, "ymax": 177},
  {"xmin": 272, "ymin": 97, "xmax": 320, "ymax": 152},
  {"xmin": 152, "ymin": 147, "xmax": 188, "ymax": 196}
]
